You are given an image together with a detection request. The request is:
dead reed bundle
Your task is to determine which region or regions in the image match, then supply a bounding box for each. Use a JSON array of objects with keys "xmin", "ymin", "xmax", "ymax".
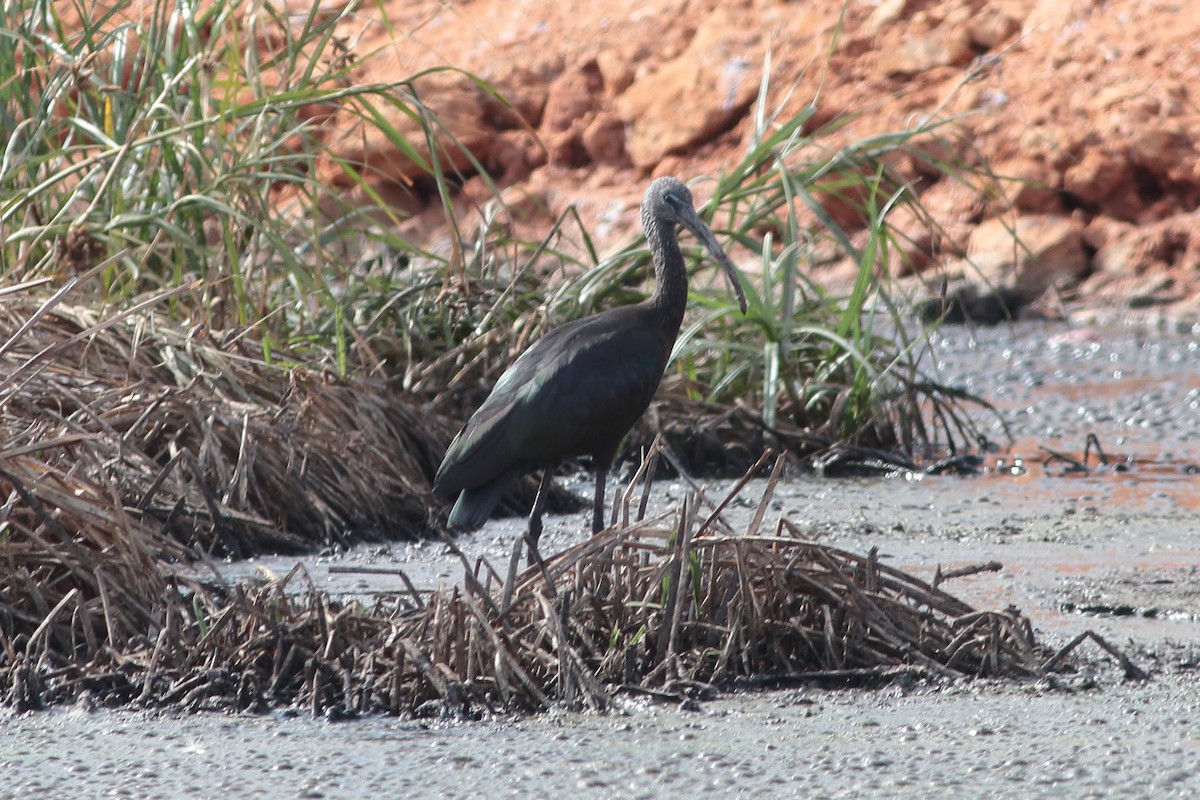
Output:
[
  {"xmin": 0, "ymin": 290, "xmax": 449, "ymax": 707},
  {"xmin": 0, "ymin": 294, "xmax": 457, "ymax": 556},
  {"xmin": 3, "ymin": 499, "xmax": 1048, "ymax": 714},
  {"xmin": 29, "ymin": 448, "xmax": 1053, "ymax": 715},
  {"xmin": 359, "ymin": 482, "xmax": 1046, "ymax": 715},
  {"xmin": 0, "ymin": 446, "xmax": 183, "ymax": 710}
]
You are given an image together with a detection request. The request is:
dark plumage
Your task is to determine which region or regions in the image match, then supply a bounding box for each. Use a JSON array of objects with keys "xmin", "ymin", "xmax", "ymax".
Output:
[{"xmin": 433, "ymin": 176, "xmax": 747, "ymax": 554}]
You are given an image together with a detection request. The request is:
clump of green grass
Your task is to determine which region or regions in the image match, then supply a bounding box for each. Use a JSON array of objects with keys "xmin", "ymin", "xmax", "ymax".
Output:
[
  {"xmin": 2, "ymin": 0, "xmax": 999, "ymax": 462},
  {"xmin": 0, "ymin": 0, "xmax": 510, "ymax": 373},
  {"xmin": 661, "ymin": 64, "xmax": 999, "ymax": 461},
  {"xmin": 366, "ymin": 76, "xmax": 1000, "ymax": 461}
]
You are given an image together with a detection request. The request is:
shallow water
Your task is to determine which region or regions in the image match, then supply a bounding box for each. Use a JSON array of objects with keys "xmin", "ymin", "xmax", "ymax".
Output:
[{"xmin": 5, "ymin": 320, "xmax": 1200, "ymax": 798}]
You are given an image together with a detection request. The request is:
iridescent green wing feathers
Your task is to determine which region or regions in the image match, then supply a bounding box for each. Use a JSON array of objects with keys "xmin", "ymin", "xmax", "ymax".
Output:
[{"xmin": 433, "ymin": 307, "xmax": 669, "ymax": 498}]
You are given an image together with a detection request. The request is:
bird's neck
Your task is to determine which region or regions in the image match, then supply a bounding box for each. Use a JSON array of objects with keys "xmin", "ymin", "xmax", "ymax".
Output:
[{"xmin": 644, "ymin": 218, "xmax": 688, "ymax": 335}]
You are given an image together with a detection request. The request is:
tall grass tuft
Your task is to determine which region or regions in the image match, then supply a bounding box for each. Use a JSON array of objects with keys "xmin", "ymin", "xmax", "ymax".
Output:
[
  {"xmin": 402, "ymin": 54, "xmax": 1002, "ymax": 462},
  {"xmin": 663, "ymin": 66, "xmax": 999, "ymax": 461},
  {"xmin": 0, "ymin": 0, "xmax": 505, "ymax": 371}
]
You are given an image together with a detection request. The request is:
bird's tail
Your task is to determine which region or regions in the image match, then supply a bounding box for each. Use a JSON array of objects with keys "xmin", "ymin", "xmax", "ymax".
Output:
[{"xmin": 447, "ymin": 477, "xmax": 512, "ymax": 530}]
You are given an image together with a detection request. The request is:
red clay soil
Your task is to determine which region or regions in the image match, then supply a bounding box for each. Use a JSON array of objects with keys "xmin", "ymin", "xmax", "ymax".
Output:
[
  {"xmin": 89, "ymin": 0, "xmax": 1200, "ymax": 318},
  {"xmin": 317, "ymin": 0, "xmax": 1200, "ymax": 319}
]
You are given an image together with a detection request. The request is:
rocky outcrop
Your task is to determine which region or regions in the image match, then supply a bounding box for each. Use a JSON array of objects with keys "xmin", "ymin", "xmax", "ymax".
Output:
[
  {"xmin": 616, "ymin": 8, "xmax": 762, "ymax": 168},
  {"xmin": 77, "ymin": 0, "xmax": 1197, "ymax": 317},
  {"xmin": 966, "ymin": 215, "xmax": 1088, "ymax": 299}
]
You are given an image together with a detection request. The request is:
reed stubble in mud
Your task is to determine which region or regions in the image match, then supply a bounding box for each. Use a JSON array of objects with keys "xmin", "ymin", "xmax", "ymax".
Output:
[{"xmin": 5, "ymin": 438, "xmax": 1088, "ymax": 715}]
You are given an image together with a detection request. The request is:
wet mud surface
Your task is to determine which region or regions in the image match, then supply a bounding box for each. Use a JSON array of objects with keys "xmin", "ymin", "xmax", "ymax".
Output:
[{"xmin": 4, "ymin": 320, "xmax": 1200, "ymax": 798}]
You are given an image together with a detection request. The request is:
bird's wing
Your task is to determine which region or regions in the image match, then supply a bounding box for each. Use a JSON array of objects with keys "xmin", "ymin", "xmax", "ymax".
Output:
[{"xmin": 434, "ymin": 310, "xmax": 668, "ymax": 495}]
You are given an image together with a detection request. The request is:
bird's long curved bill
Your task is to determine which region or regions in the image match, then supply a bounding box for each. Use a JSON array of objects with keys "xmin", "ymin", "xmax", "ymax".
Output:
[{"xmin": 680, "ymin": 210, "xmax": 749, "ymax": 315}]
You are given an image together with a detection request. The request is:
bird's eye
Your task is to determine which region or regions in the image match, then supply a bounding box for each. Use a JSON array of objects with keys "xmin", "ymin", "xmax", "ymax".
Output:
[{"xmin": 664, "ymin": 191, "xmax": 681, "ymax": 205}]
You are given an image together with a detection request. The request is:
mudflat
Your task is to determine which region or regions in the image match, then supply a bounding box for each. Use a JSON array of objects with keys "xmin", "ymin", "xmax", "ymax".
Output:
[{"xmin": 4, "ymin": 321, "xmax": 1199, "ymax": 798}]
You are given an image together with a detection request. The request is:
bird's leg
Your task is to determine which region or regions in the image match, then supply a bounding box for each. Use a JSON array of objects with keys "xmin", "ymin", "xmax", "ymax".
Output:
[
  {"xmin": 525, "ymin": 470, "xmax": 553, "ymax": 567},
  {"xmin": 592, "ymin": 461, "xmax": 609, "ymax": 535}
]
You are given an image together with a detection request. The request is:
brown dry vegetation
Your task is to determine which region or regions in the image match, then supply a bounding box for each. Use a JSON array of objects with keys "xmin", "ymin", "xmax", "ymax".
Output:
[
  {"xmin": 0, "ymin": 292, "xmax": 1143, "ymax": 713},
  {"xmin": 4, "ymin": 437, "xmax": 1082, "ymax": 715},
  {"xmin": 0, "ymin": 295, "xmax": 451, "ymax": 554}
]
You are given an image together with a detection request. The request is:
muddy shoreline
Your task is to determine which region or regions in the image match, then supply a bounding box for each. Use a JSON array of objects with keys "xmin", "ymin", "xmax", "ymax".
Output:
[{"xmin": 4, "ymin": 319, "xmax": 1200, "ymax": 798}]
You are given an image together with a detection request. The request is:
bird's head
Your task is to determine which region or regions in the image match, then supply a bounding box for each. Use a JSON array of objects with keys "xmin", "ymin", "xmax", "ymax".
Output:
[{"xmin": 643, "ymin": 176, "xmax": 748, "ymax": 314}]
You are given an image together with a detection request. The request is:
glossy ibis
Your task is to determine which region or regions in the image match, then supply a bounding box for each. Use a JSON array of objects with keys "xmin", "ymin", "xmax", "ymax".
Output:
[{"xmin": 433, "ymin": 176, "xmax": 747, "ymax": 556}]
